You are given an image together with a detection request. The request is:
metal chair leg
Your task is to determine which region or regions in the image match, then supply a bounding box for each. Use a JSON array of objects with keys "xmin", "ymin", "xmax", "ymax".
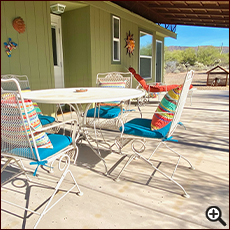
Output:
[{"xmin": 114, "ymin": 155, "xmax": 136, "ymax": 181}]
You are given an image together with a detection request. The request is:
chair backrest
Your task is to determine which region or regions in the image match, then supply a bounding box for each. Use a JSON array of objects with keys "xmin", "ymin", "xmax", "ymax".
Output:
[
  {"xmin": 167, "ymin": 70, "xmax": 194, "ymax": 138},
  {"xmin": 133, "ymin": 73, "xmax": 148, "ymax": 90},
  {"xmin": 1, "ymin": 74, "xmax": 30, "ymax": 90},
  {"xmin": 96, "ymin": 72, "xmax": 132, "ymax": 88},
  {"xmin": 1, "ymin": 78, "xmax": 40, "ymax": 161}
]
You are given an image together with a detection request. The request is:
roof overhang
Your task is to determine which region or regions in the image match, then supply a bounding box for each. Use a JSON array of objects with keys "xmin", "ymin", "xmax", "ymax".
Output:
[{"xmin": 112, "ymin": 1, "xmax": 229, "ymax": 29}]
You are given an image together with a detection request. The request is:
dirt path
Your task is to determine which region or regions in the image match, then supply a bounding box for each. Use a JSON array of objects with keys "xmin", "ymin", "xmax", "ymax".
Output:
[{"xmin": 164, "ymin": 70, "xmax": 229, "ymax": 90}]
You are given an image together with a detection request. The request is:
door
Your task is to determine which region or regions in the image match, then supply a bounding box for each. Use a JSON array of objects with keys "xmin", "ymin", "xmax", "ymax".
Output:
[
  {"xmin": 156, "ymin": 40, "xmax": 162, "ymax": 82},
  {"xmin": 51, "ymin": 14, "xmax": 64, "ymax": 88}
]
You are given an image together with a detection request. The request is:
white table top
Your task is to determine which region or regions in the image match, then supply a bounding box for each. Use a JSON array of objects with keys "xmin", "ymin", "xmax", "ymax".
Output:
[{"xmin": 21, "ymin": 87, "xmax": 145, "ymax": 104}]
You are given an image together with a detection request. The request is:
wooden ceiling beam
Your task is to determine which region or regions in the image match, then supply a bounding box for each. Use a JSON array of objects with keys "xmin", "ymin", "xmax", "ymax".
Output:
[
  {"xmin": 148, "ymin": 4, "xmax": 228, "ymax": 10},
  {"xmin": 169, "ymin": 20, "xmax": 228, "ymax": 27},
  {"xmin": 170, "ymin": 18, "xmax": 228, "ymax": 23},
  {"xmin": 164, "ymin": 15, "xmax": 229, "ymax": 21},
  {"xmin": 157, "ymin": 11, "xmax": 229, "ymax": 16}
]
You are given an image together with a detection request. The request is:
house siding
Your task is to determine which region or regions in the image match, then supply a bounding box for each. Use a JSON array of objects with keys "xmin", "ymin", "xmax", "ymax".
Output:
[
  {"xmin": 87, "ymin": 2, "xmax": 174, "ymax": 85},
  {"xmin": 88, "ymin": 3, "xmax": 166, "ymax": 86},
  {"xmin": 61, "ymin": 6, "xmax": 92, "ymax": 88},
  {"xmin": 1, "ymin": 1, "xmax": 176, "ymax": 115},
  {"xmin": 89, "ymin": 5, "xmax": 139, "ymax": 86},
  {"xmin": 61, "ymin": 2, "xmax": 170, "ymax": 88},
  {"xmin": 1, "ymin": 1, "xmax": 55, "ymax": 115}
]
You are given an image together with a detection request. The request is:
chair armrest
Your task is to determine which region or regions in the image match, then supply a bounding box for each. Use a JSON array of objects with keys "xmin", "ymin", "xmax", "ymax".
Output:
[
  {"xmin": 31, "ymin": 119, "xmax": 78, "ymax": 133},
  {"xmin": 31, "ymin": 119, "xmax": 80, "ymax": 145},
  {"xmin": 136, "ymin": 83, "xmax": 142, "ymax": 89}
]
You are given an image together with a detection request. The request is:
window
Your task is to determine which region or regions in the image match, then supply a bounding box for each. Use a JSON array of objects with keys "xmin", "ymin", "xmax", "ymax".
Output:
[
  {"xmin": 139, "ymin": 31, "xmax": 153, "ymax": 79},
  {"xmin": 112, "ymin": 15, "xmax": 120, "ymax": 62},
  {"xmin": 51, "ymin": 26, "xmax": 58, "ymax": 66},
  {"xmin": 156, "ymin": 40, "xmax": 162, "ymax": 82}
]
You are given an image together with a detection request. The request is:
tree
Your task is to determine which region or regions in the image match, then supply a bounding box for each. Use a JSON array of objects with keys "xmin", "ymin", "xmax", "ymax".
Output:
[
  {"xmin": 181, "ymin": 48, "xmax": 197, "ymax": 65},
  {"xmin": 197, "ymin": 46, "xmax": 220, "ymax": 66},
  {"xmin": 164, "ymin": 47, "xmax": 183, "ymax": 63}
]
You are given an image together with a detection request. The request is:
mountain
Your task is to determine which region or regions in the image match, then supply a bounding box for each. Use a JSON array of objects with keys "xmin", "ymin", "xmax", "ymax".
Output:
[{"xmin": 166, "ymin": 46, "xmax": 229, "ymax": 53}]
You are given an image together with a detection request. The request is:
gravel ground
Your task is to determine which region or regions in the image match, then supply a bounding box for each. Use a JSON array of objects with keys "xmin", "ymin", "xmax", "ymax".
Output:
[{"xmin": 164, "ymin": 70, "xmax": 229, "ymax": 90}]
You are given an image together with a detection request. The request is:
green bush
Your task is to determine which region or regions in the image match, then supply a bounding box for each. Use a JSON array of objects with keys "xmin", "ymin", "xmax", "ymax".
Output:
[
  {"xmin": 181, "ymin": 48, "xmax": 197, "ymax": 65},
  {"xmin": 165, "ymin": 46, "xmax": 229, "ymax": 71},
  {"xmin": 197, "ymin": 46, "xmax": 219, "ymax": 66}
]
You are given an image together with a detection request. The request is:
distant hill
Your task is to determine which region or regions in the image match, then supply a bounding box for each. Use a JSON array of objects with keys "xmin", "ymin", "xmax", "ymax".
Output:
[{"xmin": 166, "ymin": 46, "xmax": 229, "ymax": 53}]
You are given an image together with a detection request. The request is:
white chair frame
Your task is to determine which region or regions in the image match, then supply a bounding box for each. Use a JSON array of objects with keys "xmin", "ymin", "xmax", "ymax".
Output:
[
  {"xmin": 109, "ymin": 70, "xmax": 195, "ymax": 198},
  {"xmin": 86, "ymin": 71, "xmax": 133, "ymax": 131},
  {"xmin": 1, "ymin": 74, "xmax": 63, "ymax": 132},
  {"xmin": 1, "ymin": 78, "xmax": 83, "ymax": 228}
]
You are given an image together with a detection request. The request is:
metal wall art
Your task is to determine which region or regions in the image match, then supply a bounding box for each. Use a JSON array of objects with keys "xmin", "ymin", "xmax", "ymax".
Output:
[
  {"xmin": 4, "ymin": 38, "xmax": 17, "ymax": 57},
  {"xmin": 125, "ymin": 31, "xmax": 135, "ymax": 57}
]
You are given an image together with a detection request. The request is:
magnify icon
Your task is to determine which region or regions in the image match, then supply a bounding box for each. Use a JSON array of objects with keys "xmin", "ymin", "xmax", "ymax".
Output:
[{"xmin": 206, "ymin": 206, "xmax": 227, "ymax": 226}]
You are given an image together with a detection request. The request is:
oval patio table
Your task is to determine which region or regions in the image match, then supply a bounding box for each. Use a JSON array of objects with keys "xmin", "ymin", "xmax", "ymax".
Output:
[{"xmin": 22, "ymin": 87, "xmax": 145, "ymax": 174}]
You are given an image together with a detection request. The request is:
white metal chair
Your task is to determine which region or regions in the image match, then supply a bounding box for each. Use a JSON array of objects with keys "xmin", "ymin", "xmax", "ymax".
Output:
[
  {"xmin": 109, "ymin": 70, "xmax": 195, "ymax": 198},
  {"xmin": 1, "ymin": 78, "xmax": 83, "ymax": 228},
  {"xmin": 86, "ymin": 72, "xmax": 133, "ymax": 131},
  {"xmin": 1, "ymin": 74, "xmax": 57, "ymax": 127}
]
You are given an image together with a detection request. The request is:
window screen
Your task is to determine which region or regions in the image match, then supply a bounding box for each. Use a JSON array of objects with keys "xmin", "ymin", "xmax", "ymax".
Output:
[
  {"xmin": 139, "ymin": 31, "xmax": 153, "ymax": 79},
  {"xmin": 112, "ymin": 16, "xmax": 120, "ymax": 62}
]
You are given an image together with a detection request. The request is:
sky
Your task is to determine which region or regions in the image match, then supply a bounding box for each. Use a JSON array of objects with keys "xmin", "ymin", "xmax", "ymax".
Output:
[{"xmin": 165, "ymin": 25, "xmax": 229, "ymax": 47}]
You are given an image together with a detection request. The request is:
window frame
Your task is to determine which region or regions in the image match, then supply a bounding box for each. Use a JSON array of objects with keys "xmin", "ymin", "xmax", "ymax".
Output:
[
  {"xmin": 112, "ymin": 15, "xmax": 121, "ymax": 63},
  {"xmin": 155, "ymin": 40, "xmax": 163, "ymax": 82},
  {"xmin": 139, "ymin": 30, "xmax": 153, "ymax": 80}
]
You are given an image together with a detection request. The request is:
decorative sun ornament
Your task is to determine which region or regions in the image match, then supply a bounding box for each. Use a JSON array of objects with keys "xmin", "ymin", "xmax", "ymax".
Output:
[
  {"xmin": 13, "ymin": 17, "xmax": 26, "ymax": 33},
  {"xmin": 125, "ymin": 31, "xmax": 135, "ymax": 57}
]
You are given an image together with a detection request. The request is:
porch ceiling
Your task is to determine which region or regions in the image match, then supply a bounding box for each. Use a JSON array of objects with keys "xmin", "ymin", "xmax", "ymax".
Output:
[{"xmin": 112, "ymin": 1, "xmax": 229, "ymax": 28}]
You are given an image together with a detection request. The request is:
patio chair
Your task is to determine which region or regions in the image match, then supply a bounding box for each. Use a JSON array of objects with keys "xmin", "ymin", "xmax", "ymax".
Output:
[
  {"xmin": 109, "ymin": 70, "xmax": 195, "ymax": 198},
  {"xmin": 129, "ymin": 67, "xmax": 181, "ymax": 103},
  {"xmin": 86, "ymin": 71, "xmax": 133, "ymax": 130},
  {"xmin": 1, "ymin": 78, "xmax": 83, "ymax": 228},
  {"xmin": 1, "ymin": 74, "xmax": 56, "ymax": 127}
]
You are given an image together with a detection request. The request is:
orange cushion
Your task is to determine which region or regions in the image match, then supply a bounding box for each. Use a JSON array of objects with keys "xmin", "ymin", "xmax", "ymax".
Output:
[
  {"xmin": 128, "ymin": 67, "xmax": 136, "ymax": 75},
  {"xmin": 128, "ymin": 66, "xmax": 193, "ymax": 92},
  {"xmin": 129, "ymin": 67, "xmax": 147, "ymax": 89},
  {"xmin": 149, "ymin": 84, "xmax": 180, "ymax": 92},
  {"xmin": 134, "ymin": 74, "xmax": 148, "ymax": 90}
]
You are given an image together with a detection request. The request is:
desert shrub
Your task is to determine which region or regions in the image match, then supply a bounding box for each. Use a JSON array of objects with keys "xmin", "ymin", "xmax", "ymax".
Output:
[
  {"xmin": 165, "ymin": 46, "xmax": 229, "ymax": 72},
  {"xmin": 181, "ymin": 48, "xmax": 197, "ymax": 65},
  {"xmin": 165, "ymin": 60, "xmax": 177, "ymax": 73},
  {"xmin": 193, "ymin": 61, "xmax": 206, "ymax": 70},
  {"xmin": 173, "ymin": 69, "xmax": 180, "ymax": 74},
  {"xmin": 165, "ymin": 47, "xmax": 183, "ymax": 63},
  {"xmin": 177, "ymin": 64, "xmax": 187, "ymax": 72},
  {"xmin": 197, "ymin": 46, "xmax": 225, "ymax": 66},
  {"xmin": 197, "ymin": 46, "xmax": 216, "ymax": 66}
]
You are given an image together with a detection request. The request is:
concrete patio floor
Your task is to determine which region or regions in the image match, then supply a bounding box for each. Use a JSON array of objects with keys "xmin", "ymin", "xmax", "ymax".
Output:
[{"xmin": 1, "ymin": 89, "xmax": 229, "ymax": 229}]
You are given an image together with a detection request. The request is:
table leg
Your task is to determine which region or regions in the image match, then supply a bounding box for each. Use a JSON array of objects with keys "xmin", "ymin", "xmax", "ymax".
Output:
[{"xmin": 74, "ymin": 103, "xmax": 109, "ymax": 174}]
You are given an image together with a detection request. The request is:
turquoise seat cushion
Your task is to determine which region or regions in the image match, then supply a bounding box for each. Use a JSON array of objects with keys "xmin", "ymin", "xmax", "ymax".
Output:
[
  {"xmin": 87, "ymin": 106, "xmax": 124, "ymax": 119},
  {"xmin": 38, "ymin": 114, "xmax": 55, "ymax": 126},
  {"xmin": 119, "ymin": 118, "xmax": 171, "ymax": 139},
  {"xmin": 10, "ymin": 133, "xmax": 72, "ymax": 161},
  {"xmin": 37, "ymin": 134, "xmax": 72, "ymax": 160}
]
